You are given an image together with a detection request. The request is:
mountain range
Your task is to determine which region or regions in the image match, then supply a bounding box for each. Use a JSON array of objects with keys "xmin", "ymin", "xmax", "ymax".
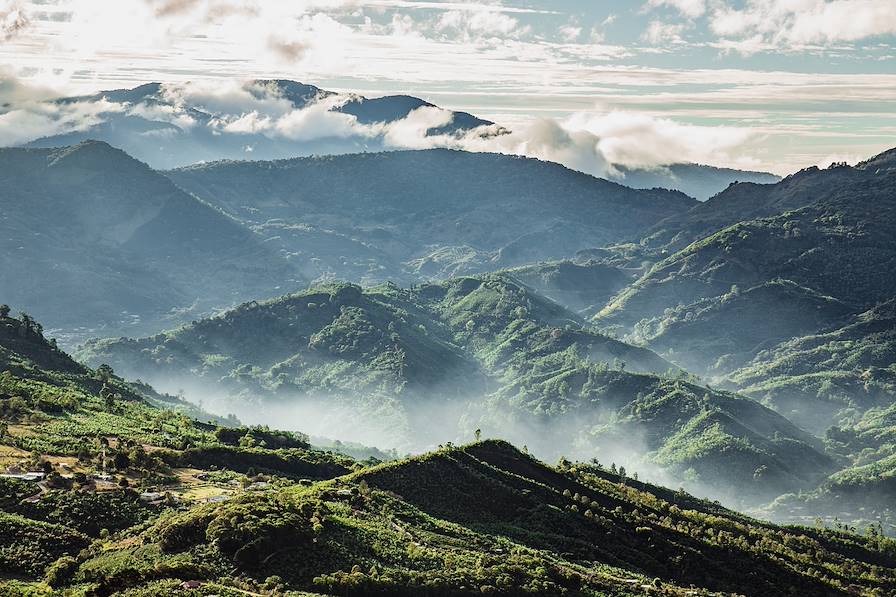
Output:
[
  {"xmin": 0, "ymin": 140, "xmax": 699, "ymax": 342},
  {"xmin": 40, "ymin": 140, "xmax": 892, "ymax": 532},
  {"xmin": 18, "ymin": 79, "xmax": 780, "ymax": 198},
  {"xmin": 2, "ymin": 114, "xmax": 896, "ymax": 542}
]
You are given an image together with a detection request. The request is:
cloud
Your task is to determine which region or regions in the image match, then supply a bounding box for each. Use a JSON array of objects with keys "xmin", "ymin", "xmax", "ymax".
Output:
[
  {"xmin": 267, "ymin": 37, "xmax": 310, "ymax": 63},
  {"xmin": 558, "ymin": 24, "xmax": 582, "ymax": 42},
  {"xmin": 1, "ymin": 0, "xmax": 29, "ymax": 40},
  {"xmin": 730, "ymin": 0, "xmax": 896, "ymax": 49},
  {"xmin": 147, "ymin": 0, "xmax": 202, "ymax": 18},
  {"xmin": 646, "ymin": 0, "xmax": 706, "ymax": 19},
  {"xmin": 643, "ymin": 20, "xmax": 687, "ymax": 44},
  {"xmin": 0, "ymin": 97, "xmax": 125, "ymax": 146},
  {"xmin": 567, "ymin": 111, "xmax": 757, "ymax": 170},
  {"xmin": 646, "ymin": 0, "xmax": 896, "ymax": 53},
  {"xmin": 128, "ymin": 101, "xmax": 196, "ymax": 129},
  {"xmin": 381, "ymin": 105, "xmax": 454, "ymax": 148},
  {"xmin": 436, "ymin": 8, "xmax": 530, "ymax": 41}
]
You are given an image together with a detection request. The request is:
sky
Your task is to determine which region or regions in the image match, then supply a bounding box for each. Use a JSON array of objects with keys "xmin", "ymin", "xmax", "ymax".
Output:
[{"xmin": 1, "ymin": 0, "xmax": 895, "ymax": 174}]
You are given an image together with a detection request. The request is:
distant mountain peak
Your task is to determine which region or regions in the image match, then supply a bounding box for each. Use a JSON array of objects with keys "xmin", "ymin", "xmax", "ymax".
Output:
[{"xmin": 47, "ymin": 138, "xmax": 145, "ymax": 169}]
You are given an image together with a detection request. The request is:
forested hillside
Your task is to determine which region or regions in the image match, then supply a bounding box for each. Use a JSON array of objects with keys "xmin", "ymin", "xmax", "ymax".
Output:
[
  {"xmin": 166, "ymin": 149, "xmax": 697, "ymax": 281},
  {"xmin": 77, "ymin": 276, "xmax": 836, "ymax": 508},
  {"xmin": 0, "ymin": 141, "xmax": 301, "ymax": 342}
]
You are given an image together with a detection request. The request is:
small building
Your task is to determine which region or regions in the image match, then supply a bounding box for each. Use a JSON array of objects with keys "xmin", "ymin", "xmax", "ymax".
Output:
[
  {"xmin": 1, "ymin": 472, "xmax": 45, "ymax": 482},
  {"xmin": 139, "ymin": 491, "xmax": 163, "ymax": 502}
]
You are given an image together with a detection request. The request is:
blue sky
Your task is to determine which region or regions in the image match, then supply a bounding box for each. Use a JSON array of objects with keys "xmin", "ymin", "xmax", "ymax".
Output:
[{"xmin": 1, "ymin": 0, "xmax": 895, "ymax": 174}]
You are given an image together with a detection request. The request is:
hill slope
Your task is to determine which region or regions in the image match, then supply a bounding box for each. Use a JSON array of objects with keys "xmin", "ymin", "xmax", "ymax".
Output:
[
  {"xmin": 166, "ymin": 149, "xmax": 698, "ymax": 278},
  {"xmin": 598, "ymin": 159, "xmax": 896, "ymax": 391},
  {"xmin": 54, "ymin": 440, "xmax": 896, "ymax": 597},
  {"xmin": 0, "ymin": 141, "xmax": 301, "ymax": 343}
]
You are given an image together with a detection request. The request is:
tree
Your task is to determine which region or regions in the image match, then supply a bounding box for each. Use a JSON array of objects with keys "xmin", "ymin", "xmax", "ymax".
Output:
[
  {"xmin": 18, "ymin": 312, "xmax": 34, "ymax": 336},
  {"xmin": 96, "ymin": 364, "xmax": 115, "ymax": 382},
  {"xmin": 474, "ymin": 428, "xmax": 482, "ymax": 442},
  {"xmin": 0, "ymin": 304, "xmax": 9, "ymax": 319},
  {"xmin": 100, "ymin": 384, "xmax": 116, "ymax": 412},
  {"xmin": 113, "ymin": 451, "xmax": 130, "ymax": 471}
]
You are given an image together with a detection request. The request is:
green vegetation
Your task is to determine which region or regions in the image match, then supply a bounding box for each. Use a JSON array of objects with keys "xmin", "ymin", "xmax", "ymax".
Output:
[
  {"xmin": 37, "ymin": 441, "xmax": 896, "ymax": 596},
  {"xmin": 2, "ymin": 293, "xmax": 896, "ymax": 595}
]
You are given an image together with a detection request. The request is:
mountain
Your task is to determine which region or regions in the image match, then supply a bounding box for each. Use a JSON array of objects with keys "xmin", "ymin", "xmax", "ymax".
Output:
[
  {"xmin": 611, "ymin": 162, "xmax": 781, "ymax": 201},
  {"xmin": 75, "ymin": 276, "xmax": 673, "ymax": 446},
  {"xmin": 2, "ymin": 140, "xmax": 712, "ymax": 344},
  {"xmin": 642, "ymin": 161, "xmax": 882, "ymax": 254},
  {"xmin": 0, "ymin": 141, "xmax": 302, "ymax": 343},
  {"xmin": 24, "ymin": 80, "xmax": 498, "ymax": 170},
  {"xmin": 598, "ymin": 156, "xmax": 896, "ymax": 383},
  {"xmin": 77, "ymin": 275, "xmax": 839, "ymax": 507},
  {"xmin": 14, "ymin": 80, "xmax": 780, "ymax": 197},
  {"xmin": 165, "ymin": 149, "xmax": 698, "ymax": 278}
]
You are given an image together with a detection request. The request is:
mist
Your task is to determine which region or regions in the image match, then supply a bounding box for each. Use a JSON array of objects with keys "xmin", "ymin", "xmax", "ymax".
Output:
[{"xmin": 129, "ymin": 362, "xmax": 771, "ymax": 513}]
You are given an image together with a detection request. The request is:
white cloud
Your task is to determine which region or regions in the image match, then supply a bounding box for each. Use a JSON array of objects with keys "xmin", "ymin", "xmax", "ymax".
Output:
[
  {"xmin": 567, "ymin": 111, "xmax": 757, "ymax": 170},
  {"xmin": 382, "ymin": 105, "xmax": 454, "ymax": 148},
  {"xmin": 643, "ymin": 20, "xmax": 687, "ymax": 44},
  {"xmin": 558, "ymin": 24, "xmax": 582, "ymax": 42},
  {"xmin": 274, "ymin": 97, "xmax": 370, "ymax": 141},
  {"xmin": 128, "ymin": 101, "xmax": 196, "ymax": 129},
  {"xmin": 0, "ymin": 0, "xmax": 29, "ymax": 41},
  {"xmin": 646, "ymin": 0, "xmax": 706, "ymax": 19},
  {"xmin": 649, "ymin": 0, "xmax": 896, "ymax": 53},
  {"xmin": 436, "ymin": 8, "xmax": 530, "ymax": 41},
  {"xmin": 0, "ymin": 97, "xmax": 125, "ymax": 146},
  {"xmin": 376, "ymin": 107, "xmax": 756, "ymax": 177}
]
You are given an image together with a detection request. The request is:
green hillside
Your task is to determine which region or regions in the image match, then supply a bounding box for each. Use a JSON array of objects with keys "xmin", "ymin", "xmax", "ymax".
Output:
[
  {"xmin": 598, "ymin": 163, "xmax": 896, "ymax": 400},
  {"xmin": 3, "ymin": 313, "xmax": 896, "ymax": 596},
  {"xmin": 732, "ymin": 299, "xmax": 896, "ymax": 433},
  {"xmin": 76, "ymin": 276, "xmax": 839, "ymax": 507},
  {"xmin": 45, "ymin": 440, "xmax": 896, "ymax": 597}
]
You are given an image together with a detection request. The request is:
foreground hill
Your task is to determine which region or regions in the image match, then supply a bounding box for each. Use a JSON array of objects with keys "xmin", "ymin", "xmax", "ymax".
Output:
[
  {"xmin": 78, "ymin": 276, "xmax": 836, "ymax": 507},
  {"xmin": 3, "ymin": 316, "xmax": 894, "ymax": 596},
  {"xmin": 166, "ymin": 149, "xmax": 698, "ymax": 278},
  {"xmin": 0, "ymin": 141, "xmax": 301, "ymax": 342},
  {"xmin": 46, "ymin": 440, "xmax": 896, "ymax": 596}
]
